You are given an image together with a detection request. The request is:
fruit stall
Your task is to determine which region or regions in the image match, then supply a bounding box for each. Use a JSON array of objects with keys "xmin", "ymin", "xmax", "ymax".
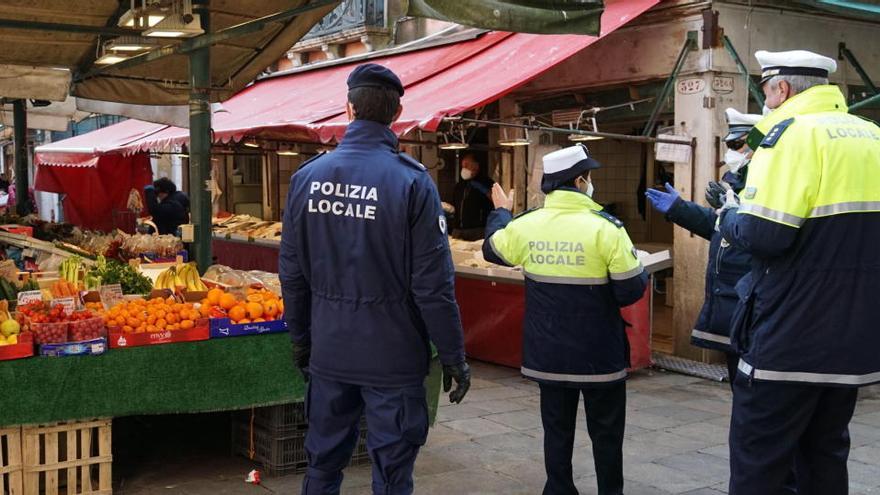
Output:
[{"xmin": 0, "ymin": 222, "xmax": 442, "ymax": 488}]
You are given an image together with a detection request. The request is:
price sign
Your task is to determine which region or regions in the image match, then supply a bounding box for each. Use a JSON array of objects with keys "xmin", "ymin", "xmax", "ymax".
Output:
[
  {"xmin": 52, "ymin": 297, "xmax": 77, "ymax": 313},
  {"xmin": 99, "ymin": 284, "xmax": 125, "ymax": 309},
  {"xmin": 17, "ymin": 290, "xmax": 43, "ymax": 306},
  {"xmin": 655, "ymin": 134, "xmax": 693, "ymax": 164}
]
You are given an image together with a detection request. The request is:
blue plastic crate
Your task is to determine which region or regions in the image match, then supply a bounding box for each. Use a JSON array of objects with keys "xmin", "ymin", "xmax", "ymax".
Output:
[{"xmin": 209, "ymin": 318, "xmax": 287, "ymax": 339}]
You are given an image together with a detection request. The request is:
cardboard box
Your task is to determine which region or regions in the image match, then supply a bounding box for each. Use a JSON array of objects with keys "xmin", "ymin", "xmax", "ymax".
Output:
[
  {"xmin": 39, "ymin": 338, "xmax": 107, "ymax": 357},
  {"xmin": 209, "ymin": 317, "xmax": 287, "ymax": 339},
  {"xmin": 108, "ymin": 319, "xmax": 210, "ymax": 348},
  {"xmin": 0, "ymin": 332, "xmax": 33, "ymax": 361}
]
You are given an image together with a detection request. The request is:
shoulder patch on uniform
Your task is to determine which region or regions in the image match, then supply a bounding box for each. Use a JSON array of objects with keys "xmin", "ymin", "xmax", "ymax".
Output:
[
  {"xmin": 743, "ymin": 186, "xmax": 758, "ymax": 200},
  {"xmin": 592, "ymin": 209, "xmax": 624, "ymax": 228},
  {"xmin": 398, "ymin": 152, "xmax": 426, "ymax": 171},
  {"xmin": 760, "ymin": 118, "xmax": 795, "ymax": 148},
  {"xmin": 513, "ymin": 207, "xmax": 540, "ymax": 220}
]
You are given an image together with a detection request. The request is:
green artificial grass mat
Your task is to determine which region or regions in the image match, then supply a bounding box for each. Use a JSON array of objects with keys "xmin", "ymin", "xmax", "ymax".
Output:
[{"xmin": 0, "ymin": 333, "xmax": 442, "ymax": 427}]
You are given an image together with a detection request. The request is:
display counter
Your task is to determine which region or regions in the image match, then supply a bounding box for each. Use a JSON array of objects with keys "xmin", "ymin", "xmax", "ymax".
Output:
[{"xmin": 0, "ymin": 333, "xmax": 442, "ymax": 427}]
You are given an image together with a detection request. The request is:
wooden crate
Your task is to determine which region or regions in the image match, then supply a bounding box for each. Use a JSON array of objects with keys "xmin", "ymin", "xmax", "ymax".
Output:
[
  {"xmin": 21, "ymin": 420, "xmax": 111, "ymax": 495},
  {"xmin": 1, "ymin": 426, "xmax": 23, "ymax": 495}
]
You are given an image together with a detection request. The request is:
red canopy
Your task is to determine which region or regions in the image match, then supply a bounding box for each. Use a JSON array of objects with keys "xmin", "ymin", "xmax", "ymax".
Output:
[
  {"xmin": 33, "ymin": 0, "xmax": 657, "ymax": 231},
  {"xmin": 35, "ymin": 153, "xmax": 152, "ymax": 231},
  {"xmin": 35, "ymin": 0, "xmax": 658, "ymax": 157}
]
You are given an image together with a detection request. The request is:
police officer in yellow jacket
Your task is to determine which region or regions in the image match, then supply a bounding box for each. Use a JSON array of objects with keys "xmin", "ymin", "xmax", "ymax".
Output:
[
  {"xmin": 482, "ymin": 145, "xmax": 647, "ymax": 495},
  {"xmin": 718, "ymin": 50, "xmax": 880, "ymax": 495}
]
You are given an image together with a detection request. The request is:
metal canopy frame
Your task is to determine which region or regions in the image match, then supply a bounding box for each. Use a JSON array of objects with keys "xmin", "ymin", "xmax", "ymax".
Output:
[
  {"xmin": 642, "ymin": 31, "xmax": 697, "ymax": 138},
  {"xmin": 1, "ymin": 0, "xmax": 339, "ymax": 271},
  {"xmin": 75, "ymin": 0, "xmax": 339, "ymax": 83},
  {"xmin": 723, "ymin": 35, "xmax": 766, "ymax": 108},
  {"xmin": 445, "ymin": 116, "xmax": 696, "ymax": 147}
]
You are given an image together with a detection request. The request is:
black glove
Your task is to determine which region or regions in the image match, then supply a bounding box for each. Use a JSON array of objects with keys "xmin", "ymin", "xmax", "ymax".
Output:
[
  {"xmin": 292, "ymin": 343, "xmax": 311, "ymax": 381},
  {"xmin": 705, "ymin": 181, "xmax": 727, "ymax": 209},
  {"xmin": 442, "ymin": 361, "xmax": 471, "ymax": 404}
]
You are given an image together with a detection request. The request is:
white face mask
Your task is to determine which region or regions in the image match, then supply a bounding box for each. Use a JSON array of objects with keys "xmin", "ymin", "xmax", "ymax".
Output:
[
  {"xmin": 724, "ymin": 148, "xmax": 749, "ymax": 174},
  {"xmin": 460, "ymin": 169, "xmax": 474, "ymax": 181},
  {"xmin": 576, "ymin": 176, "xmax": 594, "ymax": 197}
]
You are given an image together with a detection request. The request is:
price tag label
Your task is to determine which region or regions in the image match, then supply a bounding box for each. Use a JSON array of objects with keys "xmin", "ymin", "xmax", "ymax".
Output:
[
  {"xmin": 99, "ymin": 284, "xmax": 125, "ymax": 309},
  {"xmin": 52, "ymin": 297, "xmax": 77, "ymax": 313},
  {"xmin": 17, "ymin": 290, "xmax": 43, "ymax": 306}
]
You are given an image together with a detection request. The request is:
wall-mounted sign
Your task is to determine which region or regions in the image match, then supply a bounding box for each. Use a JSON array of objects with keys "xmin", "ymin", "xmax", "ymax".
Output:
[
  {"xmin": 676, "ymin": 78, "xmax": 705, "ymax": 95},
  {"xmin": 712, "ymin": 76, "xmax": 735, "ymax": 94},
  {"xmin": 655, "ymin": 135, "xmax": 692, "ymax": 164}
]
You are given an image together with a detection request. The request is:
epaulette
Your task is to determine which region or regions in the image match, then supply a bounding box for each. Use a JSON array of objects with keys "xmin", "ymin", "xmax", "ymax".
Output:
[
  {"xmin": 298, "ymin": 151, "xmax": 327, "ymax": 170},
  {"xmin": 760, "ymin": 118, "xmax": 795, "ymax": 148},
  {"xmin": 398, "ymin": 152, "xmax": 426, "ymax": 171},
  {"xmin": 592, "ymin": 209, "xmax": 624, "ymax": 228},
  {"xmin": 513, "ymin": 207, "xmax": 540, "ymax": 220}
]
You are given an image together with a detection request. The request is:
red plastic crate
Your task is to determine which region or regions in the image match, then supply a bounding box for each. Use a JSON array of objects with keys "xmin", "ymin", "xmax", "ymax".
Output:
[
  {"xmin": 0, "ymin": 332, "xmax": 33, "ymax": 361},
  {"xmin": 108, "ymin": 318, "xmax": 209, "ymax": 348}
]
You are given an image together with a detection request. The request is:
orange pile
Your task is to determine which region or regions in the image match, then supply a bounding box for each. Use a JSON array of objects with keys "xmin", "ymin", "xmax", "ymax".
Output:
[
  {"xmin": 200, "ymin": 287, "xmax": 283, "ymax": 324},
  {"xmin": 97, "ymin": 297, "xmax": 201, "ymax": 334}
]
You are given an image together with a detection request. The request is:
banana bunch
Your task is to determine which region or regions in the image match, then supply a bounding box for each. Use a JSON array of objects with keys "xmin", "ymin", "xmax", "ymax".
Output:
[
  {"xmin": 154, "ymin": 263, "xmax": 208, "ymax": 292},
  {"xmin": 59, "ymin": 256, "xmax": 82, "ymax": 284}
]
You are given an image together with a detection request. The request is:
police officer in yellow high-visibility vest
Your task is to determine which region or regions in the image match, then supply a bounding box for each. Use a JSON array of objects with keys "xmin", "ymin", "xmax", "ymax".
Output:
[
  {"xmin": 718, "ymin": 50, "xmax": 880, "ymax": 495},
  {"xmin": 482, "ymin": 145, "xmax": 647, "ymax": 495}
]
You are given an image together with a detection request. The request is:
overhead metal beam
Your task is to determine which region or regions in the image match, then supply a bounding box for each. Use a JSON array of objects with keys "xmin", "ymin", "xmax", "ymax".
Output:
[
  {"xmin": 849, "ymin": 92, "xmax": 880, "ymax": 111},
  {"xmin": 446, "ymin": 117, "xmax": 696, "ymax": 147},
  {"xmin": 0, "ymin": 18, "xmax": 141, "ymax": 36},
  {"xmin": 75, "ymin": 0, "xmax": 338, "ymax": 82},
  {"xmin": 12, "ymin": 100, "xmax": 29, "ymax": 216},
  {"xmin": 839, "ymin": 43, "xmax": 878, "ymax": 95},
  {"xmin": 643, "ymin": 31, "xmax": 697, "ymax": 137},
  {"xmin": 723, "ymin": 35, "xmax": 765, "ymax": 108}
]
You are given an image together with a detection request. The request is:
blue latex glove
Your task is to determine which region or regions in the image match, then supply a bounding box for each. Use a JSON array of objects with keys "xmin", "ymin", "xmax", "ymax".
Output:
[{"xmin": 645, "ymin": 183, "xmax": 680, "ymax": 214}]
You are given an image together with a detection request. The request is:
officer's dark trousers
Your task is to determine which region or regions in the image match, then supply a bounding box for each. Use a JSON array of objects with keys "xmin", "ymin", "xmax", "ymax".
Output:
[
  {"xmin": 729, "ymin": 373, "xmax": 858, "ymax": 495},
  {"xmin": 539, "ymin": 381, "xmax": 626, "ymax": 495},
  {"xmin": 301, "ymin": 375, "xmax": 428, "ymax": 495}
]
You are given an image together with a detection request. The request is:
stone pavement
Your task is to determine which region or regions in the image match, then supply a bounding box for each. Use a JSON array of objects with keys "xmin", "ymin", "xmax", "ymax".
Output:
[{"xmin": 118, "ymin": 361, "xmax": 880, "ymax": 494}]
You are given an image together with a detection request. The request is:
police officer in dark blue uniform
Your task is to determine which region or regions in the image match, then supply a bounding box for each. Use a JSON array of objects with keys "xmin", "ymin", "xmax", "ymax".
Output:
[
  {"xmin": 645, "ymin": 108, "xmax": 759, "ymax": 383},
  {"xmin": 280, "ymin": 63, "xmax": 471, "ymax": 495}
]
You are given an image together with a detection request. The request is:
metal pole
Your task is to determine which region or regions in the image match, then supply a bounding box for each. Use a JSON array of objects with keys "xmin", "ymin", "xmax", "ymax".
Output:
[
  {"xmin": 643, "ymin": 32, "xmax": 697, "ymax": 137},
  {"xmin": 723, "ymin": 35, "xmax": 765, "ymax": 108},
  {"xmin": 446, "ymin": 117, "xmax": 695, "ymax": 147},
  {"xmin": 12, "ymin": 99, "xmax": 29, "ymax": 216},
  {"xmin": 839, "ymin": 43, "xmax": 878, "ymax": 96},
  {"xmin": 849, "ymin": 92, "xmax": 880, "ymax": 112},
  {"xmin": 189, "ymin": 1, "xmax": 212, "ymax": 272}
]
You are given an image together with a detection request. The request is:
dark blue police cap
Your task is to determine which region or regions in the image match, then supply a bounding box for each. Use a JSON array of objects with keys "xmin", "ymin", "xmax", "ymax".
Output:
[{"xmin": 347, "ymin": 63, "xmax": 404, "ymax": 96}]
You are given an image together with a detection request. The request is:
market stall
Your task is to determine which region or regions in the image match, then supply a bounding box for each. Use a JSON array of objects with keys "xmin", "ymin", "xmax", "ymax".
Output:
[
  {"xmin": 201, "ymin": 221, "xmax": 671, "ymax": 371},
  {"xmin": 0, "ymin": 224, "xmax": 442, "ymax": 488},
  {"xmin": 450, "ymin": 240, "xmax": 671, "ymax": 370}
]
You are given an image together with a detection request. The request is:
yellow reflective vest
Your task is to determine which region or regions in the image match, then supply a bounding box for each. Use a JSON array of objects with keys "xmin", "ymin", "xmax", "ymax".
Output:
[
  {"xmin": 719, "ymin": 85, "xmax": 880, "ymax": 386},
  {"xmin": 482, "ymin": 190, "xmax": 647, "ymax": 386}
]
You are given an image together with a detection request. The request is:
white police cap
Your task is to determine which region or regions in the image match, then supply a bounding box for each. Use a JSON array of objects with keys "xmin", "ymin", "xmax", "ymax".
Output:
[
  {"xmin": 724, "ymin": 108, "xmax": 762, "ymax": 142},
  {"xmin": 756, "ymin": 50, "xmax": 837, "ymax": 84},
  {"xmin": 541, "ymin": 144, "xmax": 601, "ymax": 193}
]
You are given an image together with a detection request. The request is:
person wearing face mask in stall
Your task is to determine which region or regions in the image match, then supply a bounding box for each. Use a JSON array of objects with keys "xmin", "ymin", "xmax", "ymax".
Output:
[
  {"xmin": 446, "ymin": 152, "xmax": 495, "ymax": 241},
  {"xmin": 644, "ymin": 108, "xmax": 760, "ymax": 384},
  {"xmin": 482, "ymin": 145, "xmax": 647, "ymax": 495}
]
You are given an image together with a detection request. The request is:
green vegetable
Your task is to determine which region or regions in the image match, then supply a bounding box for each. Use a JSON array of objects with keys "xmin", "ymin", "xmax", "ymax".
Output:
[{"xmin": 85, "ymin": 259, "xmax": 152, "ymax": 295}]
